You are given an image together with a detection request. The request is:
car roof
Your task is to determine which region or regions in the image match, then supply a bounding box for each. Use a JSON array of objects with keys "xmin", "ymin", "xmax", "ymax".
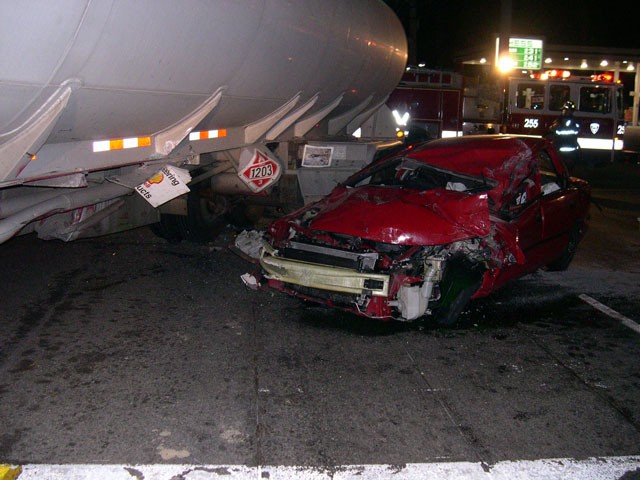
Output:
[
  {"xmin": 405, "ymin": 135, "xmax": 545, "ymax": 176},
  {"xmin": 404, "ymin": 135, "xmax": 549, "ymax": 207}
]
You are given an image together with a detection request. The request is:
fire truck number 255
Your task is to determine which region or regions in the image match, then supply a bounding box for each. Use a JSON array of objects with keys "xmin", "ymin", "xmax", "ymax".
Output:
[{"xmin": 524, "ymin": 118, "xmax": 540, "ymax": 129}]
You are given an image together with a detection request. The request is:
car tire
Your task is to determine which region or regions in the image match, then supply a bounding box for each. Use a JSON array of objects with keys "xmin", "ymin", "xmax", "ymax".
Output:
[
  {"xmin": 184, "ymin": 187, "xmax": 228, "ymax": 242},
  {"xmin": 151, "ymin": 185, "xmax": 228, "ymax": 243},
  {"xmin": 432, "ymin": 283, "xmax": 478, "ymax": 327},
  {"xmin": 150, "ymin": 214, "xmax": 188, "ymax": 243},
  {"xmin": 431, "ymin": 258, "xmax": 483, "ymax": 327},
  {"xmin": 547, "ymin": 224, "xmax": 579, "ymax": 271}
]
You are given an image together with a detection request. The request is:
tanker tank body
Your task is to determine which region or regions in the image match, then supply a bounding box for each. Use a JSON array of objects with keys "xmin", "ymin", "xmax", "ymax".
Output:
[{"xmin": 0, "ymin": 0, "xmax": 407, "ymax": 244}]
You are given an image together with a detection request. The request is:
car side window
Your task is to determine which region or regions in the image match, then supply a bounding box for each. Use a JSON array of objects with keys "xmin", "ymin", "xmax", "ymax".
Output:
[
  {"xmin": 512, "ymin": 177, "xmax": 536, "ymax": 207},
  {"xmin": 539, "ymin": 151, "xmax": 562, "ymax": 195},
  {"xmin": 502, "ymin": 166, "xmax": 540, "ymax": 217}
]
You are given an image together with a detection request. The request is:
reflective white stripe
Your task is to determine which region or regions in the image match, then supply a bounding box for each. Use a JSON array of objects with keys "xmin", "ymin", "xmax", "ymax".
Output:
[
  {"xmin": 122, "ymin": 137, "xmax": 139, "ymax": 149},
  {"xmin": 579, "ymin": 294, "xmax": 640, "ymax": 334},
  {"xmin": 92, "ymin": 140, "xmax": 110, "ymax": 152},
  {"xmin": 577, "ymin": 137, "xmax": 623, "ymax": 150},
  {"xmin": 14, "ymin": 457, "xmax": 640, "ymax": 479},
  {"xmin": 392, "ymin": 110, "xmax": 410, "ymax": 126},
  {"xmin": 189, "ymin": 129, "xmax": 227, "ymax": 141},
  {"xmin": 441, "ymin": 130, "xmax": 463, "ymax": 138}
]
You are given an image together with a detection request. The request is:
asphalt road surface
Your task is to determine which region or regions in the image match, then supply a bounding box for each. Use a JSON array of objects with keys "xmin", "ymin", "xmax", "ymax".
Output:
[{"xmin": 1, "ymin": 162, "xmax": 639, "ymax": 479}]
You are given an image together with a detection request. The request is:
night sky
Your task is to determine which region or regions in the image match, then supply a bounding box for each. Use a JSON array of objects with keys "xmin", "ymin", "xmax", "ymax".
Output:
[{"xmin": 384, "ymin": 0, "xmax": 640, "ymax": 69}]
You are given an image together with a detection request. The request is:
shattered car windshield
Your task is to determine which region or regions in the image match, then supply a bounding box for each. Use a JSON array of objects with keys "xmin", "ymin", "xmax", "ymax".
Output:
[{"xmin": 345, "ymin": 157, "xmax": 493, "ymax": 193}]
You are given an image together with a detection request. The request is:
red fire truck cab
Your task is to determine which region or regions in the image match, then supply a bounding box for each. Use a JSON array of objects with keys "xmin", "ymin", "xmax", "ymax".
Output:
[{"xmin": 505, "ymin": 72, "xmax": 625, "ymax": 151}]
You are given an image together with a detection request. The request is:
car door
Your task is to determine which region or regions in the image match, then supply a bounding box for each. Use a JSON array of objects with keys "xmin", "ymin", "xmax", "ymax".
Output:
[
  {"xmin": 500, "ymin": 166, "xmax": 544, "ymax": 275},
  {"xmin": 537, "ymin": 150, "xmax": 578, "ymax": 259},
  {"xmin": 486, "ymin": 165, "xmax": 544, "ymax": 293}
]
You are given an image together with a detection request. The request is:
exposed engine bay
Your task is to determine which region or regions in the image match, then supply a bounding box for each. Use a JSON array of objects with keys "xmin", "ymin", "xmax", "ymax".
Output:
[{"xmin": 236, "ymin": 227, "xmax": 491, "ymax": 324}]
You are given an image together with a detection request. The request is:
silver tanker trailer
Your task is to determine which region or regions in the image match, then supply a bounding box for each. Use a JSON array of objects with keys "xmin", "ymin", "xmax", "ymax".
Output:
[{"xmin": 0, "ymin": 0, "xmax": 407, "ymax": 243}]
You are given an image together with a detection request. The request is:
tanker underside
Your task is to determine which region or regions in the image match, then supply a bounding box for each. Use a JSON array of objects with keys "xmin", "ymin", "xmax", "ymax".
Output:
[{"xmin": 0, "ymin": 93, "xmax": 402, "ymax": 244}]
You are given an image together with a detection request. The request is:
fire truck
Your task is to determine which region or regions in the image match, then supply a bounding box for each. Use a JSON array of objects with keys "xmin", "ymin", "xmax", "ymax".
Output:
[
  {"xmin": 388, "ymin": 68, "xmax": 626, "ymax": 154},
  {"xmin": 385, "ymin": 68, "xmax": 464, "ymax": 140},
  {"xmin": 504, "ymin": 71, "xmax": 625, "ymax": 151}
]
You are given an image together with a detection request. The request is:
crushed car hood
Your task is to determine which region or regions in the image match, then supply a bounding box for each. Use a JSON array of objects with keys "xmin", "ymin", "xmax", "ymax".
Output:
[{"xmin": 299, "ymin": 185, "xmax": 491, "ymax": 245}]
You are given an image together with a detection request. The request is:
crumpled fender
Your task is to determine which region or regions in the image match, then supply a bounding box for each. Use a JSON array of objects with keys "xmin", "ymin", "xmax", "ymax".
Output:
[{"xmin": 474, "ymin": 219, "xmax": 526, "ymax": 297}]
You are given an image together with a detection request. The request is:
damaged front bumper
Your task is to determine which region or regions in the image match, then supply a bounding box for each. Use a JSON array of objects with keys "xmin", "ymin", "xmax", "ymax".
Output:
[
  {"xmin": 259, "ymin": 247, "xmax": 390, "ymax": 297},
  {"xmin": 235, "ymin": 229, "xmax": 390, "ymax": 298},
  {"xmin": 235, "ymin": 230, "xmax": 449, "ymax": 322}
]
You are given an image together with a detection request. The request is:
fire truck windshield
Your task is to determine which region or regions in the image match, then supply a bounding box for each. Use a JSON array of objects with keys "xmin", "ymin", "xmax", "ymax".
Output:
[{"xmin": 579, "ymin": 86, "xmax": 611, "ymax": 114}]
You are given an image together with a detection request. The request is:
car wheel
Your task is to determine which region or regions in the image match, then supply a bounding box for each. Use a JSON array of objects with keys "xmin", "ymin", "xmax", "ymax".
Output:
[
  {"xmin": 547, "ymin": 224, "xmax": 579, "ymax": 271},
  {"xmin": 431, "ymin": 258, "xmax": 483, "ymax": 327},
  {"xmin": 150, "ymin": 214, "xmax": 188, "ymax": 243},
  {"xmin": 432, "ymin": 283, "xmax": 478, "ymax": 327},
  {"xmin": 150, "ymin": 186, "xmax": 228, "ymax": 243},
  {"xmin": 184, "ymin": 187, "xmax": 228, "ymax": 242}
]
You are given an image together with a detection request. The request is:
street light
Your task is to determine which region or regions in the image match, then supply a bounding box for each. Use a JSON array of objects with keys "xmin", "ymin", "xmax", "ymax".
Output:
[{"xmin": 498, "ymin": 54, "xmax": 516, "ymax": 74}]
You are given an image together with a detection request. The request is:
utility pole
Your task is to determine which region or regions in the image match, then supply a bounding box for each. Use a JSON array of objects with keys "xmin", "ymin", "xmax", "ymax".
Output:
[
  {"xmin": 407, "ymin": 0, "xmax": 418, "ymax": 66},
  {"xmin": 498, "ymin": 0, "xmax": 512, "ymax": 64},
  {"xmin": 498, "ymin": 0, "xmax": 512, "ymax": 130}
]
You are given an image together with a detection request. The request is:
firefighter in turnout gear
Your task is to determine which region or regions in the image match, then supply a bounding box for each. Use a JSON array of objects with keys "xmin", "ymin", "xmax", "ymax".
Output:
[{"xmin": 544, "ymin": 101, "xmax": 581, "ymax": 169}]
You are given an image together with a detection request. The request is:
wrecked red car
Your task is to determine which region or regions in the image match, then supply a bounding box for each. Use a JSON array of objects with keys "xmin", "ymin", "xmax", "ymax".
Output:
[{"xmin": 236, "ymin": 135, "xmax": 591, "ymax": 325}]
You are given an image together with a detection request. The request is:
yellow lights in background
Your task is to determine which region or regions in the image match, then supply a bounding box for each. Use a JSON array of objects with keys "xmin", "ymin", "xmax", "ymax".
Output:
[
  {"xmin": 539, "ymin": 69, "xmax": 572, "ymax": 80},
  {"xmin": 490, "ymin": 55, "xmax": 636, "ymax": 73},
  {"xmin": 497, "ymin": 54, "xmax": 517, "ymax": 73}
]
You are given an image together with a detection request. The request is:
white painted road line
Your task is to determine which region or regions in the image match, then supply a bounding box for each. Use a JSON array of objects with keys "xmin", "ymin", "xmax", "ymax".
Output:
[
  {"xmin": 9, "ymin": 457, "xmax": 640, "ymax": 480},
  {"xmin": 579, "ymin": 294, "xmax": 640, "ymax": 335}
]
